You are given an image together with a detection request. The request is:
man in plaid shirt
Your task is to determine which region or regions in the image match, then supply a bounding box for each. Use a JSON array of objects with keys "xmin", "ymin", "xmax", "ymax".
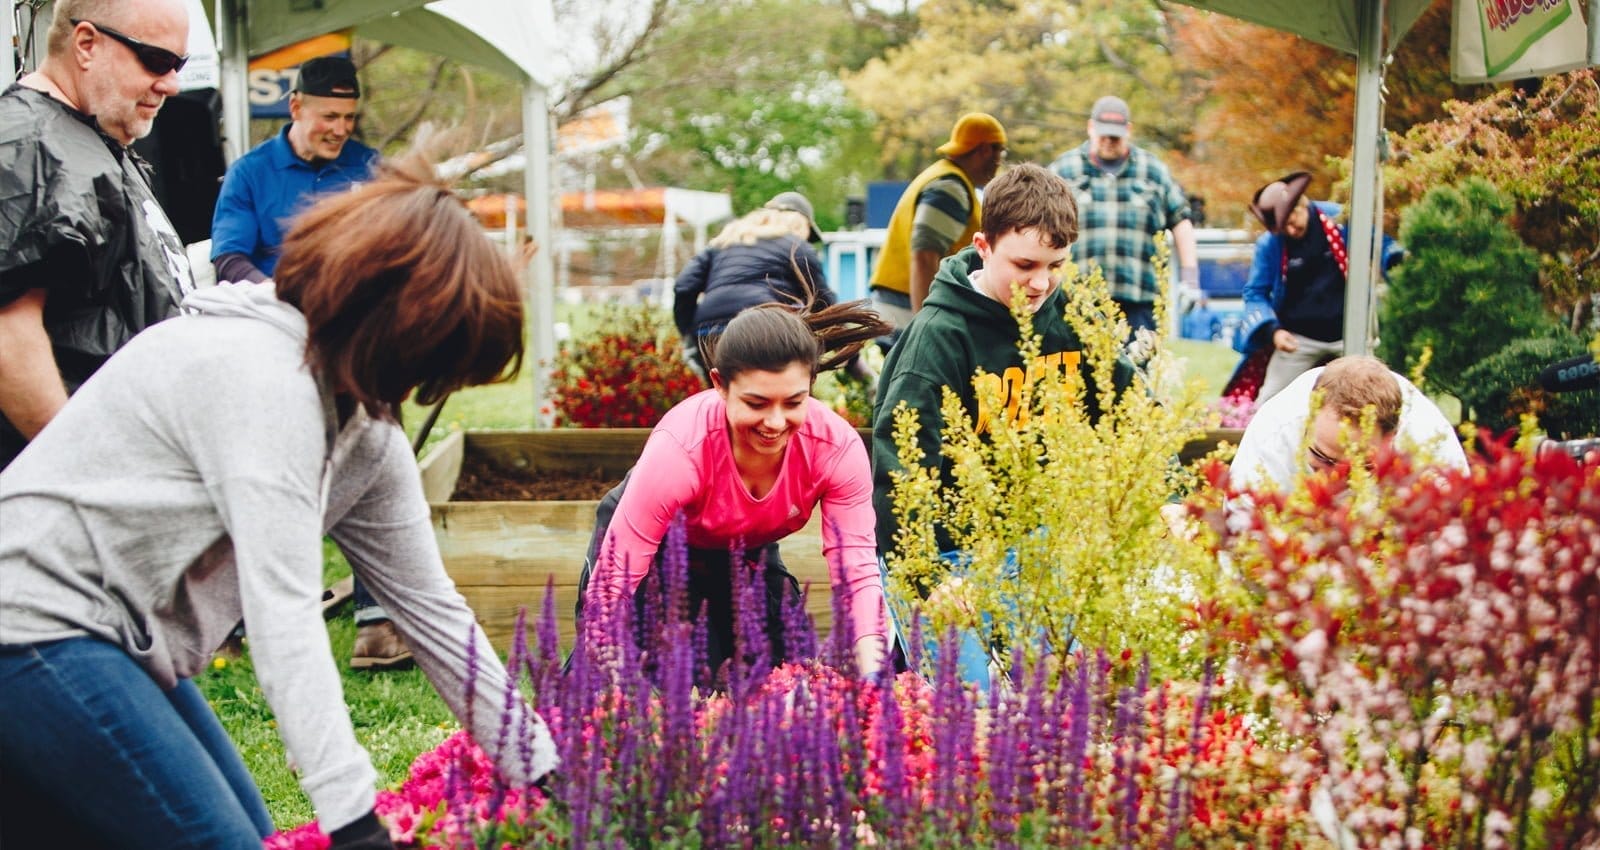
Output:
[{"xmin": 1051, "ymin": 96, "xmax": 1198, "ymax": 342}]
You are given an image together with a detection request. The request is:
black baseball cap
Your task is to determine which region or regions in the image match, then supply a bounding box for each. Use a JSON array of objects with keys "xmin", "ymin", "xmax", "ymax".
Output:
[{"xmin": 293, "ymin": 56, "xmax": 361, "ymax": 98}]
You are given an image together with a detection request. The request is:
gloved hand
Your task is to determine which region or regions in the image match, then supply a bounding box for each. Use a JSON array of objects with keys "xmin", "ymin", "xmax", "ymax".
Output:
[
  {"xmin": 328, "ymin": 811, "xmax": 395, "ymax": 850},
  {"xmin": 1179, "ymin": 265, "xmax": 1200, "ymax": 290},
  {"xmin": 1176, "ymin": 266, "xmax": 1203, "ymax": 316}
]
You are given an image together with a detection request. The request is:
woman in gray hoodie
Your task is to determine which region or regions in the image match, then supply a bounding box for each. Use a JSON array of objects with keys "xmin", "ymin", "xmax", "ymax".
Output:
[{"xmin": 0, "ymin": 156, "xmax": 557, "ymax": 850}]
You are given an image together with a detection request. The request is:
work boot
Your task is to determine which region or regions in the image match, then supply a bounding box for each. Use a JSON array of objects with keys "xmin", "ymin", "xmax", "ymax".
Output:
[{"xmin": 350, "ymin": 620, "xmax": 414, "ymax": 671}]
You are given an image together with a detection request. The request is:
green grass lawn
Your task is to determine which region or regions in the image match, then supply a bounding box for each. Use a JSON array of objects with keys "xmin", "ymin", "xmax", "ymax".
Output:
[{"xmin": 198, "ymin": 319, "xmax": 1242, "ymax": 830}]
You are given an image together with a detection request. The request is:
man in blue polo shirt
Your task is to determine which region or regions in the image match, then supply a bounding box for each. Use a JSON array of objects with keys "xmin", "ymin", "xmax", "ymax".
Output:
[
  {"xmin": 210, "ymin": 57, "xmax": 405, "ymax": 671},
  {"xmin": 210, "ymin": 56, "xmax": 379, "ymax": 283}
]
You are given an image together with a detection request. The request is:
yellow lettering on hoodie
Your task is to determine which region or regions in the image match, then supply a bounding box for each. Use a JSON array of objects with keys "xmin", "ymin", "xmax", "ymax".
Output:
[{"xmin": 974, "ymin": 350, "xmax": 1083, "ymax": 434}]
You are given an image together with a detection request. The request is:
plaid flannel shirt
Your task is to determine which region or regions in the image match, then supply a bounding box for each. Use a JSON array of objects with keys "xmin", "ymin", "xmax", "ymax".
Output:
[{"xmin": 1051, "ymin": 143, "xmax": 1191, "ymax": 305}]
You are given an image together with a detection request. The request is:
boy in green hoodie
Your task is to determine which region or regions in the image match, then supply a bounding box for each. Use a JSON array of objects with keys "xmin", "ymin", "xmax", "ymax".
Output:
[
  {"xmin": 871, "ymin": 163, "xmax": 1090, "ymax": 680},
  {"xmin": 871, "ymin": 163, "xmax": 1086, "ymax": 557}
]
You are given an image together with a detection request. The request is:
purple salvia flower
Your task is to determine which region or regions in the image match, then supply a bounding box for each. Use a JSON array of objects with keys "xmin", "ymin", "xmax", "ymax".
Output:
[
  {"xmin": 782, "ymin": 581, "xmax": 819, "ymax": 662},
  {"xmin": 1061, "ymin": 655, "xmax": 1095, "ymax": 842},
  {"xmin": 903, "ymin": 606, "xmax": 925, "ymax": 675},
  {"xmin": 728, "ymin": 542, "xmax": 774, "ymax": 699},
  {"xmin": 1110, "ymin": 656, "xmax": 1150, "ymax": 850},
  {"xmin": 930, "ymin": 624, "xmax": 966, "ymax": 836},
  {"xmin": 691, "ymin": 599, "xmax": 712, "ymax": 690},
  {"xmin": 1021, "ymin": 649, "xmax": 1050, "ymax": 818},
  {"xmin": 499, "ymin": 605, "xmax": 528, "ymax": 777},
  {"xmin": 823, "ymin": 516, "xmax": 859, "ymax": 678},
  {"xmin": 660, "ymin": 512, "xmax": 691, "ymax": 625},
  {"xmin": 987, "ymin": 684, "xmax": 1022, "ymax": 850},
  {"xmin": 533, "ymin": 574, "xmax": 561, "ymax": 714},
  {"xmin": 1165, "ymin": 658, "xmax": 1215, "ymax": 850},
  {"xmin": 875, "ymin": 669, "xmax": 909, "ymax": 840}
]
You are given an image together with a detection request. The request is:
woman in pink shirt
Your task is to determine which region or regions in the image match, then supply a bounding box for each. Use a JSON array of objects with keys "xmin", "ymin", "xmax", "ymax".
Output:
[{"xmin": 578, "ymin": 303, "xmax": 891, "ymax": 677}]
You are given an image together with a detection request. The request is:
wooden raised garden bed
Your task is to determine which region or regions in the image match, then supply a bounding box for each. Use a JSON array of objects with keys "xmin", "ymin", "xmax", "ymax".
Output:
[{"xmin": 419, "ymin": 427, "xmax": 1243, "ymax": 652}]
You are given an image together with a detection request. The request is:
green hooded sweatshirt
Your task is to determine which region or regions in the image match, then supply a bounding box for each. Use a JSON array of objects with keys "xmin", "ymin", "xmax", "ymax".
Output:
[{"xmin": 872, "ymin": 245, "xmax": 1115, "ymax": 558}]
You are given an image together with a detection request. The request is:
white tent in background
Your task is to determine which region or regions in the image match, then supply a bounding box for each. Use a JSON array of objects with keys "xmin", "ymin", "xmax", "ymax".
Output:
[
  {"xmin": 1162, "ymin": 0, "xmax": 1598, "ymax": 355},
  {"xmin": 203, "ymin": 0, "xmax": 562, "ymax": 416}
]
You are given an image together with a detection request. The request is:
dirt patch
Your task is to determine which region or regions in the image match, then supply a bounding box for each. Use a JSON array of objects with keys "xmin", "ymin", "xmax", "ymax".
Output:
[{"xmin": 450, "ymin": 452, "xmax": 622, "ymax": 501}]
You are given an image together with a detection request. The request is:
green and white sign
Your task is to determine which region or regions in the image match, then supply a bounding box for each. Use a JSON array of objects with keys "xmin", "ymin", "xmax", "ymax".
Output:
[{"xmin": 1453, "ymin": 0, "xmax": 1591, "ymax": 83}]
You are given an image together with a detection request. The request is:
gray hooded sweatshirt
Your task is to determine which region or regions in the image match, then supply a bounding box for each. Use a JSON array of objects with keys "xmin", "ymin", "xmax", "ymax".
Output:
[{"xmin": 0, "ymin": 281, "xmax": 557, "ymax": 832}]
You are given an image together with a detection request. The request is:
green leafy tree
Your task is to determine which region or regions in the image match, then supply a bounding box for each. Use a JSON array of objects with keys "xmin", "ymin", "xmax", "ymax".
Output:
[
  {"xmin": 843, "ymin": 0, "xmax": 1196, "ymax": 176},
  {"xmin": 584, "ymin": 0, "xmax": 889, "ymax": 229},
  {"xmin": 1378, "ymin": 178, "xmax": 1558, "ymax": 396}
]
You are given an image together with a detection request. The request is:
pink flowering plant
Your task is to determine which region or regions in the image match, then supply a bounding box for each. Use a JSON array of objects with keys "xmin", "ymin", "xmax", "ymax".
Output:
[{"xmin": 1189, "ymin": 435, "xmax": 1600, "ymax": 848}]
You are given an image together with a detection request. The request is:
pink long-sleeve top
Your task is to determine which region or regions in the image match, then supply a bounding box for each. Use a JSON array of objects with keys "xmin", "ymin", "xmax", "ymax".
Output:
[{"xmin": 592, "ymin": 389, "xmax": 886, "ymax": 641}]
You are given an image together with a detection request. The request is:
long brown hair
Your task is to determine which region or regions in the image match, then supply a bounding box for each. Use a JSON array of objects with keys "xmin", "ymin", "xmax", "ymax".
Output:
[
  {"xmin": 272, "ymin": 154, "xmax": 525, "ymax": 417},
  {"xmin": 709, "ymin": 300, "xmax": 889, "ymax": 381}
]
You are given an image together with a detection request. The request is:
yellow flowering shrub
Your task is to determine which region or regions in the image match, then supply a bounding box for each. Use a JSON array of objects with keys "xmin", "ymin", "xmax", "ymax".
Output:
[{"xmin": 885, "ymin": 249, "xmax": 1223, "ymax": 678}]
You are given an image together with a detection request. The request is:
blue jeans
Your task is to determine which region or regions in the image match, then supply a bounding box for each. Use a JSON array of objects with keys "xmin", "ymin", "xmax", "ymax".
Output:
[
  {"xmin": 881, "ymin": 551, "xmax": 1018, "ymax": 690},
  {"xmin": 353, "ymin": 577, "xmax": 392, "ymax": 626},
  {"xmin": 0, "ymin": 638, "xmax": 273, "ymax": 849},
  {"xmin": 885, "ymin": 549, "xmax": 1069, "ymax": 691}
]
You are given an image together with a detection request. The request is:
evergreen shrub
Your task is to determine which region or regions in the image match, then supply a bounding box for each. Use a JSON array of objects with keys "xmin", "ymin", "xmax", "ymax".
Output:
[
  {"xmin": 1377, "ymin": 178, "xmax": 1558, "ymax": 395},
  {"xmin": 1457, "ymin": 333, "xmax": 1600, "ymax": 438}
]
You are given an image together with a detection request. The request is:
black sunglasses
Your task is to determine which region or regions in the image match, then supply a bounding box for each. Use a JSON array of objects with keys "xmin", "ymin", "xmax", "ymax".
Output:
[{"xmin": 72, "ymin": 19, "xmax": 189, "ymax": 76}]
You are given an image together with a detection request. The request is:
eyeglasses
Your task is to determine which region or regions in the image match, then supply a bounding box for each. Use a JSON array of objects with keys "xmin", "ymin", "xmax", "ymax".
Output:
[
  {"xmin": 72, "ymin": 19, "xmax": 189, "ymax": 76},
  {"xmin": 1305, "ymin": 441, "xmax": 1341, "ymax": 474}
]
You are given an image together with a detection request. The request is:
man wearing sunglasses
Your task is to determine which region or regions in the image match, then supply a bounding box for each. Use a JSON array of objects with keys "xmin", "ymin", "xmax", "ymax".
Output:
[
  {"xmin": 0, "ymin": 0, "xmax": 195, "ymax": 471},
  {"xmin": 210, "ymin": 56, "xmax": 380, "ymax": 285},
  {"xmin": 1228, "ymin": 355, "xmax": 1467, "ymax": 499}
]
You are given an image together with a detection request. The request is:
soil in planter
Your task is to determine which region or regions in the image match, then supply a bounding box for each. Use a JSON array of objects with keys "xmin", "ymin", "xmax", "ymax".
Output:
[{"xmin": 451, "ymin": 452, "xmax": 623, "ymax": 501}]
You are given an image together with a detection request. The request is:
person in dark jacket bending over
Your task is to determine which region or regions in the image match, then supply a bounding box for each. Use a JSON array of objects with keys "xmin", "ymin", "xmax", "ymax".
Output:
[
  {"xmin": 0, "ymin": 0, "xmax": 195, "ymax": 471},
  {"xmin": 673, "ymin": 191, "xmax": 836, "ymax": 381}
]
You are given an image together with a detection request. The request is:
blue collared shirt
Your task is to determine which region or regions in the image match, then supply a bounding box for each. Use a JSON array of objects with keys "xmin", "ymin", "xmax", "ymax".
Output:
[{"xmin": 209, "ymin": 125, "xmax": 378, "ymax": 277}]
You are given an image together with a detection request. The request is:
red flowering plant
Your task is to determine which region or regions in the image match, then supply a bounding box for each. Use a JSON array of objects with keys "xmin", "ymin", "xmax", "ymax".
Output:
[
  {"xmin": 1188, "ymin": 434, "xmax": 1600, "ymax": 849},
  {"xmin": 546, "ymin": 304, "xmax": 703, "ymax": 428}
]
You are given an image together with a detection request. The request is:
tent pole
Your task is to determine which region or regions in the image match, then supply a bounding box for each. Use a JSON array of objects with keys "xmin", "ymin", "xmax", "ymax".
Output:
[
  {"xmin": 1343, "ymin": 0, "xmax": 1387, "ymax": 357},
  {"xmin": 524, "ymin": 80, "xmax": 556, "ymax": 426},
  {"xmin": 1590, "ymin": 0, "xmax": 1599, "ymax": 65},
  {"xmin": 4, "ymin": 2, "xmax": 16, "ymax": 83},
  {"xmin": 15, "ymin": 1, "xmax": 51, "ymax": 75},
  {"xmin": 216, "ymin": 0, "xmax": 249, "ymax": 163}
]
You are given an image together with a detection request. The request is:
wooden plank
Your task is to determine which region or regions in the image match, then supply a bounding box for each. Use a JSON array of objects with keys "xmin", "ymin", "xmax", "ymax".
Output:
[
  {"xmin": 1180, "ymin": 428, "xmax": 1243, "ymax": 465},
  {"xmin": 467, "ymin": 429, "xmax": 650, "ymax": 478},
  {"xmin": 417, "ymin": 430, "xmax": 465, "ymax": 503}
]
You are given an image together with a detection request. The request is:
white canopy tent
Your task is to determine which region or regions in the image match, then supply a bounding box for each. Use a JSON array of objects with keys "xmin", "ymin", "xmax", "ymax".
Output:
[
  {"xmin": 1165, "ymin": 0, "xmax": 1599, "ymax": 355},
  {"xmin": 204, "ymin": 0, "xmax": 562, "ymax": 416}
]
